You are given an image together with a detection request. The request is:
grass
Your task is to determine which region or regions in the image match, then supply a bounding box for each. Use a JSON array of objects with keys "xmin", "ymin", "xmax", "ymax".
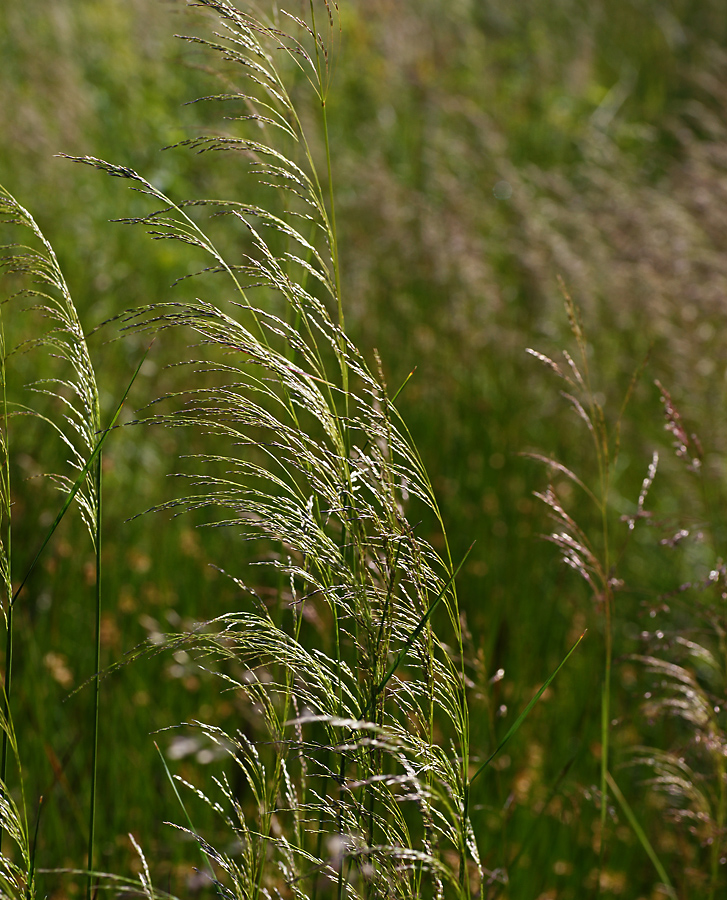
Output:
[
  {"xmin": 1, "ymin": 0, "xmax": 727, "ymax": 897},
  {"xmin": 0, "ymin": 185, "xmax": 102, "ymax": 897},
  {"xmin": 2, "ymin": 3, "xmax": 498, "ymax": 897}
]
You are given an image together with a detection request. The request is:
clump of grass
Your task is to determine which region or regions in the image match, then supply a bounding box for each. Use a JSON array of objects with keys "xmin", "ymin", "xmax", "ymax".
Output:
[
  {"xmin": 0, "ymin": 2, "xmax": 592, "ymax": 896},
  {"xmin": 63, "ymin": 1, "xmax": 485, "ymax": 896}
]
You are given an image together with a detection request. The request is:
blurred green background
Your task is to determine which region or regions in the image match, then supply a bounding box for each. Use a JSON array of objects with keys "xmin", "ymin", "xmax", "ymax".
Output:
[{"xmin": 2, "ymin": 0, "xmax": 727, "ymax": 897}]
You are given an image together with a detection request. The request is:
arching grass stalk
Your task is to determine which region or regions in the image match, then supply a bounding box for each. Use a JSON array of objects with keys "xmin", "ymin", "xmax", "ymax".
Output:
[
  {"xmin": 0, "ymin": 344, "xmax": 145, "ymax": 879},
  {"xmin": 0, "ymin": 187, "xmax": 101, "ymax": 876},
  {"xmin": 1, "ymin": 187, "xmax": 150, "ymax": 881},
  {"xmin": 528, "ymin": 282, "xmax": 647, "ymax": 882}
]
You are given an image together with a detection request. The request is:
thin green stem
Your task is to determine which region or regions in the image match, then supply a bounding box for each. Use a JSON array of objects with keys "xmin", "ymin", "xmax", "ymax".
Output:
[
  {"xmin": 1, "ymin": 606, "xmax": 12, "ymax": 801},
  {"xmin": 0, "ymin": 317, "xmax": 12, "ymax": 855},
  {"xmin": 0, "ymin": 347, "xmax": 146, "ymax": 854},
  {"xmin": 460, "ymin": 779, "xmax": 471, "ymax": 897},
  {"xmin": 28, "ymin": 794, "xmax": 44, "ymax": 900},
  {"xmin": 569, "ymin": 286, "xmax": 612, "ymax": 885},
  {"xmin": 336, "ymin": 750, "xmax": 347, "ymax": 900},
  {"xmin": 86, "ymin": 456, "xmax": 102, "ymax": 900},
  {"xmin": 458, "ymin": 621, "xmax": 471, "ymax": 898},
  {"xmin": 606, "ymin": 772, "xmax": 676, "ymax": 899},
  {"xmin": 154, "ymin": 742, "xmax": 217, "ymax": 883},
  {"xmin": 599, "ymin": 501, "xmax": 612, "ymax": 875}
]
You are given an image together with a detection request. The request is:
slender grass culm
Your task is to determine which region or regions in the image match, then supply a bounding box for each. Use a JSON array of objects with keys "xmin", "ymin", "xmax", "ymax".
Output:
[{"xmin": 527, "ymin": 288, "xmax": 621, "ymax": 876}]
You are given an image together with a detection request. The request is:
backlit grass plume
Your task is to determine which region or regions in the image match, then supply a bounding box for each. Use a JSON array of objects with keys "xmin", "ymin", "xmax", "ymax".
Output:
[
  {"xmin": 70, "ymin": 1, "xmax": 483, "ymax": 896},
  {"xmin": 0, "ymin": 186, "xmax": 101, "ymax": 540}
]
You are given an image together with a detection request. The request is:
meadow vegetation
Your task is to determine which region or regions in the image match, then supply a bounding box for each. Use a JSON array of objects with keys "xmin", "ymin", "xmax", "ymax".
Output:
[{"xmin": 1, "ymin": 1, "xmax": 727, "ymax": 898}]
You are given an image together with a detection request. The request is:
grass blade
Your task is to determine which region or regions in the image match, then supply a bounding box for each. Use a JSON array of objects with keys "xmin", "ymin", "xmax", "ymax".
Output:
[
  {"xmin": 469, "ymin": 630, "xmax": 586, "ymax": 785},
  {"xmin": 153, "ymin": 742, "xmax": 216, "ymax": 883},
  {"xmin": 606, "ymin": 771, "xmax": 676, "ymax": 899}
]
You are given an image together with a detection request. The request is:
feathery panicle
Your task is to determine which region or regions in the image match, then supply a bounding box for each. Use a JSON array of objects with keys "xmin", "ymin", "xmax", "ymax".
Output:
[
  {"xmin": 655, "ymin": 379, "xmax": 703, "ymax": 474},
  {"xmin": 0, "ymin": 185, "xmax": 101, "ymax": 546}
]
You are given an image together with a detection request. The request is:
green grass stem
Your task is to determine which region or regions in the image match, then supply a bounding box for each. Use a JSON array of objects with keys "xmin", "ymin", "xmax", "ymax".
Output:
[
  {"xmin": 86, "ymin": 457, "xmax": 102, "ymax": 900},
  {"xmin": 606, "ymin": 771, "xmax": 676, "ymax": 899}
]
